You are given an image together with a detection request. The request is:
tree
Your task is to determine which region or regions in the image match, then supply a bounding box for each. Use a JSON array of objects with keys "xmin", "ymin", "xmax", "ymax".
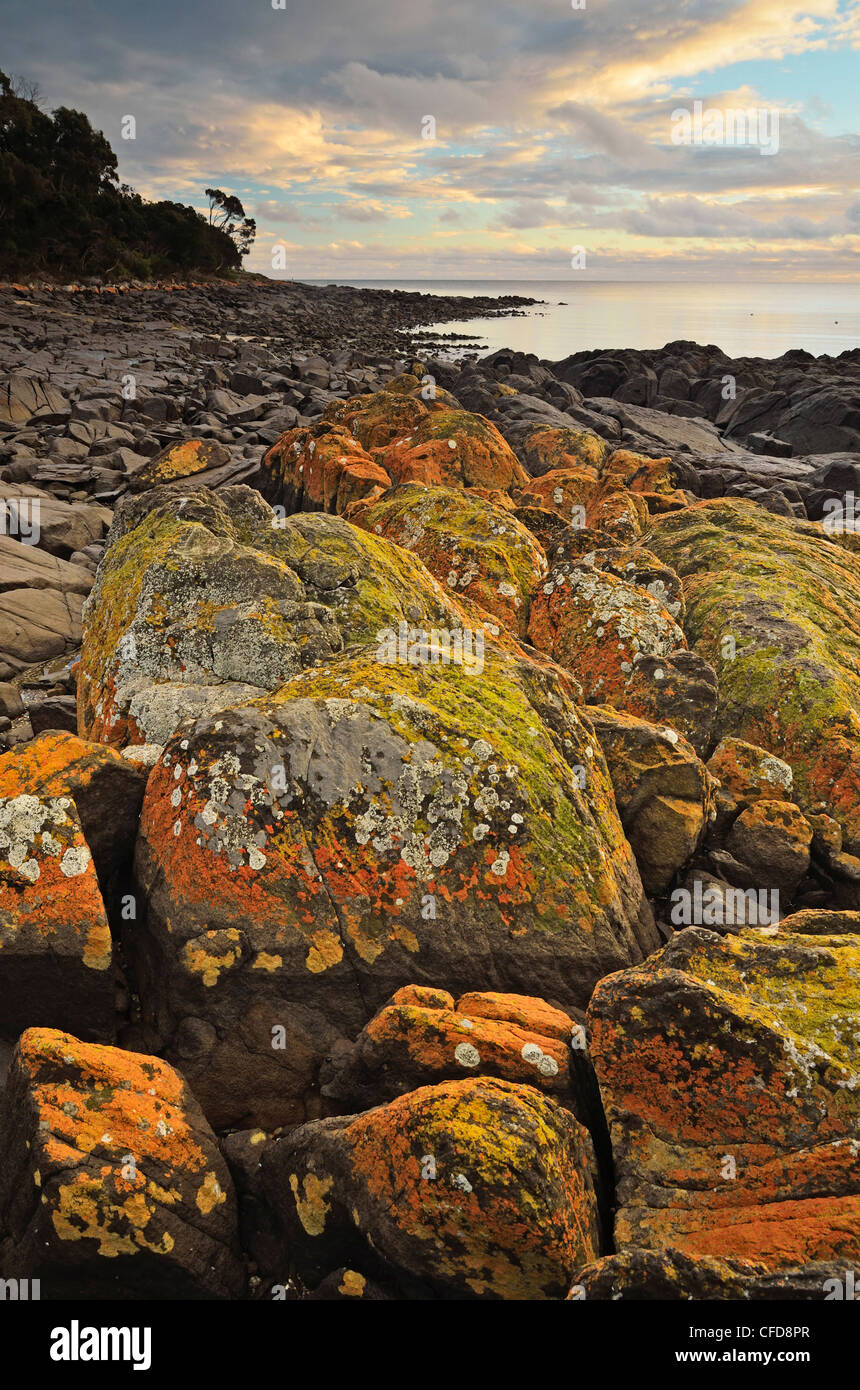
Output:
[
  {"xmin": 206, "ymin": 188, "xmax": 244, "ymax": 227},
  {"xmin": 0, "ymin": 75, "xmax": 253, "ymax": 279},
  {"xmin": 205, "ymin": 188, "xmax": 257, "ymax": 259}
]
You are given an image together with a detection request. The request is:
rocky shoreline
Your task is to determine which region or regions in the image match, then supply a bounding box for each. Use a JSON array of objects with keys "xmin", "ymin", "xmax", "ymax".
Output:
[{"xmin": 0, "ymin": 277, "xmax": 858, "ymax": 1301}]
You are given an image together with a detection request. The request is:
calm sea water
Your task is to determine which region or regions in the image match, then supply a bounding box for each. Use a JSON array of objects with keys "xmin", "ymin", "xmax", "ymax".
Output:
[{"xmin": 305, "ymin": 280, "xmax": 860, "ymax": 361}]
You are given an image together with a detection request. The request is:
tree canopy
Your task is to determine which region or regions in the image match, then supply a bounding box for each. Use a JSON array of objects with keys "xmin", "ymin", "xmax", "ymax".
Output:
[{"xmin": 0, "ymin": 73, "xmax": 256, "ymax": 279}]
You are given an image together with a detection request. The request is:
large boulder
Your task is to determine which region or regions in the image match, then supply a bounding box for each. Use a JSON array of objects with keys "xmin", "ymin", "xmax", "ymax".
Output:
[
  {"xmin": 378, "ymin": 409, "xmax": 528, "ymax": 493},
  {"xmin": 725, "ymin": 798, "xmax": 812, "ymax": 893},
  {"xmin": 78, "ymin": 485, "xmax": 469, "ymax": 749},
  {"xmin": 516, "ymin": 467, "xmax": 601, "ymax": 525},
  {"xmin": 133, "ymin": 643, "xmax": 657, "ymax": 1127},
  {"xmin": 324, "ymin": 389, "xmax": 430, "ymax": 451},
  {"xmin": 516, "ymin": 425, "xmax": 610, "ymax": 476},
  {"xmin": 648, "ymin": 499, "xmax": 860, "ymax": 850},
  {"xmin": 260, "ymin": 1076, "xmax": 600, "ymax": 1299},
  {"xmin": 599, "ymin": 448, "xmax": 692, "ymax": 512},
  {"xmin": 0, "ymin": 1029, "xmax": 243, "ymax": 1298},
  {"xmin": 588, "ymin": 927, "xmax": 860, "ymax": 1269}
]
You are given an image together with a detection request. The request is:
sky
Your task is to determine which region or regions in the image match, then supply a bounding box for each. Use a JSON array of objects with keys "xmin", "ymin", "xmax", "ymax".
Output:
[{"xmin": 4, "ymin": 0, "xmax": 860, "ymax": 280}]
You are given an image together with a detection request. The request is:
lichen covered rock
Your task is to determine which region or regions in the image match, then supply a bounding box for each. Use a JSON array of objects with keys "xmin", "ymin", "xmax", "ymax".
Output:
[
  {"xmin": 518, "ymin": 426, "xmax": 610, "ymax": 476},
  {"xmin": 261, "ymin": 422, "xmax": 390, "ymax": 516},
  {"xmin": 0, "ymin": 1029, "xmax": 243, "ymax": 1298},
  {"xmin": 353, "ymin": 483, "xmax": 546, "ymax": 638},
  {"xmin": 615, "ymin": 649, "xmax": 718, "ymax": 757},
  {"xmin": 648, "ymin": 499, "xmax": 860, "ymax": 850},
  {"xmin": 571, "ymin": 1247, "xmax": 856, "ymax": 1300},
  {"xmin": 379, "ymin": 409, "xmax": 528, "ymax": 493},
  {"xmin": 726, "ymin": 799, "xmax": 812, "ymax": 892},
  {"xmin": 707, "ymin": 737, "xmax": 794, "ymax": 816},
  {"xmin": 599, "ymin": 448, "xmax": 690, "ymax": 512},
  {"xmin": 517, "ymin": 467, "xmax": 600, "ymax": 526},
  {"xmin": 528, "ymin": 551, "xmax": 687, "ymax": 706},
  {"xmin": 78, "ymin": 485, "xmax": 468, "ymax": 749},
  {"xmin": 321, "ymin": 984, "xmax": 582, "ymax": 1114},
  {"xmin": 324, "ymin": 389, "xmax": 430, "ymax": 451},
  {"xmin": 0, "ymin": 796, "xmax": 113, "ymax": 1040},
  {"xmin": 0, "ymin": 732, "xmax": 146, "ymax": 891},
  {"xmin": 587, "ymin": 489, "xmax": 650, "ymax": 543},
  {"xmin": 260, "ymin": 1076, "xmax": 600, "ymax": 1299},
  {"xmin": 133, "ymin": 643, "xmax": 656, "ymax": 1127},
  {"xmin": 588, "ymin": 927, "xmax": 860, "ymax": 1269},
  {"xmin": 586, "ymin": 706, "xmax": 713, "ymax": 894},
  {"xmin": 129, "ymin": 439, "xmax": 231, "ymax": 493}
]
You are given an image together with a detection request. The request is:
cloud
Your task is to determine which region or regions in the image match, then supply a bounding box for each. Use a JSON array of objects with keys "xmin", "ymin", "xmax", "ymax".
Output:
[
  {"xmin": 1, "ymin": 0, "xmax": 858, "ymax": 278},
  {"xmin": 494, "ymin": 199, "xmax": 561, "ymax": 229}
]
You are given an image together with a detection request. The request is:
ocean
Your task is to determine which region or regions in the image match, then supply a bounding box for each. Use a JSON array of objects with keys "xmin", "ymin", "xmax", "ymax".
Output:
[{"xmin": 304, "ymin": 279, "xmax": 860, "ymax": 361}]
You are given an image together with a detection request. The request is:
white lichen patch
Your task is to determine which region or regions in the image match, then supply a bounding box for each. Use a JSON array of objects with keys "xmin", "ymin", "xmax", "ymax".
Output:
[
  {"xmin": 454, "ymin": 1042, "xmax": 480, "ymax": 1068},
  {"xmin": 0, "ymin": 795, "xmax": 88, "ymax": 886}
]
